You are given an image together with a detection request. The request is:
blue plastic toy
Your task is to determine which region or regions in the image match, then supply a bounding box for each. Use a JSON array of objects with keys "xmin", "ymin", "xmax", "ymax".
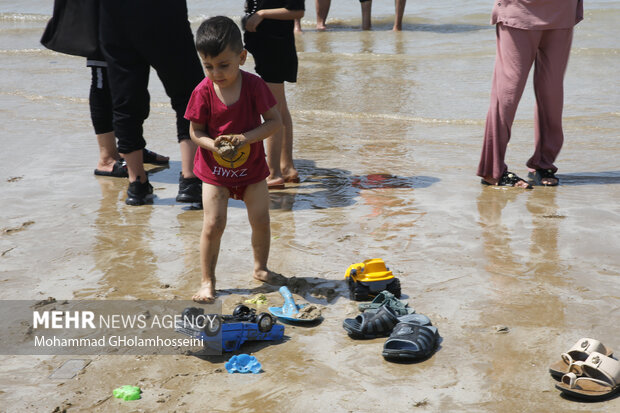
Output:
[
  {"xmin": 225, "ymin": 354, "xmax": 262, "ymax": 374},
  {"xmin": 175, "ymin": 306, "xmax": 284, "ymax": 352},
  {"xmin": 268, "ymin": 286, "xmax": 321, "ymax": 323}
]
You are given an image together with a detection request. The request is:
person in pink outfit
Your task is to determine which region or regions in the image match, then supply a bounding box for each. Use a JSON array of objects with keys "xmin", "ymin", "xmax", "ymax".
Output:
[{"xmin": 478, "ymin": 0, "xmax": 584, "ymax": 188}]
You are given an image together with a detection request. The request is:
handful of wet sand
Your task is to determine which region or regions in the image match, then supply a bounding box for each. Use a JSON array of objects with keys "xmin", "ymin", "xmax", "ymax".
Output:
[
  {"xmin": 295, "ymin": 304, "xmax": 322, "ymax": 320},
  {"xmin": 216, "ymin": 136, "xmax": 237, "ymax": 160}
]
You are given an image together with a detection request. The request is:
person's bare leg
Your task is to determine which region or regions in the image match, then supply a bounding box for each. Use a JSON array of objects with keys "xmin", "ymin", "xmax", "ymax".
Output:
[
  {"xmin": 96, "ymin": 131, "xmax": 121, "ymax": 172},
  {"xmin": 244, "ymin": 180, "xmax": 270, "ymax": 281},
  {"xmin": 316, "ymin": 0, "xmax": 331, "ymax": 30},
  {"xmin": 265, "ymin": 83, "xmax": 286, "ymax": 187},
  {"xmin": 122, "ymin": 149, "xmax": 147, "ymax": 183},
  {"xmin": 361, "ymin": 1, "xmax": 372, "ymax": 30},
  {"xmin": 393, "ymin": 0, "xmax": 406, "ymax": 31},
  {"xmin": 179, "ymin": 138, "xmax": 198, "ymax": 179},
  {"xmin": 193, "ymin": 183, "xmax": 229, "ymax": 302},
  {"xmin": 267, "ymin": 82, "xmax": 298, "ymax": 182},
  {"xmin": 294, "ymin": 18, "xmax": 303, "ymax": 33},
  {"xmin": 279, "ymin": 96, "xmax": 297, "ymax": 181},
  {"xmin": 243, "ymin": 180, "xmax": 286, "ymax": 284}
]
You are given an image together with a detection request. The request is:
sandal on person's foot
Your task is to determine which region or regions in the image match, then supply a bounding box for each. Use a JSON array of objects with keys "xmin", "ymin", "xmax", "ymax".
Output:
[
  {"xmin": 549, "ymin": 338, "xmax": 614, "ymax": 379},
  {"xmin": 556, "ymin": 352, "xmax": 620, "ymax": 401},
  {"xmin": 358, "ymin": 290, "xmax": 413, "ymax": 316},
  {"xmin": 94, "ymin": 159, "xmax": 128, "ymax": 178},
  {"xmin": 342, "ymin": 304, "xmax": 400, "ymax": 339},
  {"xmin": 268, "ymin": 183, "xmax": 285, "ymax": 190},
  {"xmin": 267, "ymin": 176, "xmax": 285, "ymax": 190},
  {"xmin": 481, "ymin": 171, "xmax": 532, "ymax": 189},
  {"xmin": 267, "ymin": 181, "xmax": 285, "ymax": 190},
  {"xmin": 143, "ymin": 148, "xmax": 169, "ymax": 165},
  {"xmin": 528, "ymin": 168, "xmax": 559, "ymax": 186},
  {"xmin": 382, "ymin": 318, "xmax": 439, "ymax": 361}
]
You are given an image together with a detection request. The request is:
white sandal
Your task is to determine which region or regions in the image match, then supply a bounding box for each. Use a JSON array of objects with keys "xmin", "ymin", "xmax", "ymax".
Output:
[
  {"xmin": 556, "ymin": 352, "xmax": 620, "ymax": 400},
  {"xmin": 549, "ymin": 337, "xmax": 613, "ymax": 378}
]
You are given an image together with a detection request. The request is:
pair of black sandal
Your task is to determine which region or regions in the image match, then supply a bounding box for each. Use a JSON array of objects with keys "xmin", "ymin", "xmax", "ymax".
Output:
[
  {"xmin": 342, "ymin": 304, "xmax": 439, "ymax": 361},
  {"xmin": 93, "ymin": 148, "xmax": 169, "ymax": 178}
]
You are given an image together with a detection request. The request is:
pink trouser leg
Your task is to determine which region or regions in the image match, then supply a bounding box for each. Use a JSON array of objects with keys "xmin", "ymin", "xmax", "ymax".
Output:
[
  {"xmin": 478, "ymin": 25, "xmax": 540, "ymax": 180},
  {"xmin": 527, "ymin": 28, "xmax": 573, "ymax": 173}
]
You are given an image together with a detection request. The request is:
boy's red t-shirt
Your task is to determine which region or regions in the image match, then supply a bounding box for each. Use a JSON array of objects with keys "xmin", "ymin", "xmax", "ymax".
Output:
[{"xmin": 184, "ymin": 70, "xmax": 276, "ymax": 186}]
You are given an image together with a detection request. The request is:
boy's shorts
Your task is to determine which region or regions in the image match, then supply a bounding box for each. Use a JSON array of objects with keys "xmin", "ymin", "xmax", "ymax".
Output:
[{"xmin": 227, "ymin": 185, "xmax": 247, "ymax": 200}]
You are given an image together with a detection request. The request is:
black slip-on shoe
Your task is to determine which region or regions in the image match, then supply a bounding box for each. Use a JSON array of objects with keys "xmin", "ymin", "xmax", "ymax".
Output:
[
  {"xmin": 126, "ymin": 178, "xmax": 153, "ymax": 206},
  {"xmin": 176, "ymin": 172, "xmax": 202, "ymax": 203}
]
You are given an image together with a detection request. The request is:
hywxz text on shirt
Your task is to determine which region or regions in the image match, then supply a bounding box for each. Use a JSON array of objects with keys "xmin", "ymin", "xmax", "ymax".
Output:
[{"xmin": 212, "ymin": 166, "xmax": 248, "ymax": 177}]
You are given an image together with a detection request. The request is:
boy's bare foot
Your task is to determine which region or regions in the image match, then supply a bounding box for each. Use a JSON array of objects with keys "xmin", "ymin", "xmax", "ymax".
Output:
[
  {"xmin": 253, "ymin": 269, "xmax": 287, "ymax": 286},
  {"xmin": 193, "ymin": 282, "xmax": 216, "ymax": 303}
]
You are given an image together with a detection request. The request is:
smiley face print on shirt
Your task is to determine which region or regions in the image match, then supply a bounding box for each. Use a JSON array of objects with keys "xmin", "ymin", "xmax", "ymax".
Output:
[{"xmin": 213, "ymin": 143, "xmax": 251, "ymax": 169}]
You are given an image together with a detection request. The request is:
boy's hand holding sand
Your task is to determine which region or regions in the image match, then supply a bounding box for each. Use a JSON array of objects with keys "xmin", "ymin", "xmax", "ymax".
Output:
[{"xmin": 215, "ymin": 135, "xmax": 241, "ymax": 160}]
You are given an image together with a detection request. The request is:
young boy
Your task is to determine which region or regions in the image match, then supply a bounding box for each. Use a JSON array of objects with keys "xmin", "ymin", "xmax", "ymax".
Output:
[{"xmin": 185, "ymin": 16, "xmax": 283, "ymax": 302}]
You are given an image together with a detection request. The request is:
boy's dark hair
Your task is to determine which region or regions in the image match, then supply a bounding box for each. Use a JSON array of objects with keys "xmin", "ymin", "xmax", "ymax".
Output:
[{"xmin": 195, "ymin": 16, "xmax": 243, "ymax": 57}]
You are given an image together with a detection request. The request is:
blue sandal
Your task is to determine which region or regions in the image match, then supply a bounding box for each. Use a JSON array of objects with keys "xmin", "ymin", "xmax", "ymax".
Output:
[
  {"xmin": 382, "ymin": 317, "xmax": 439, "ymax": 361},
  {"xmin": 343, "ymin": 304, "xmax": 400, "ymax": 339},
  {"xmin": 357, "ymin": 290, "xmax": 413, "ymax": 315}
]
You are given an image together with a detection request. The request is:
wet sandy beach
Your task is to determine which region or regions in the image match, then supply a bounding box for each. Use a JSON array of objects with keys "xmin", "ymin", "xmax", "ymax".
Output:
[{"xmin": 1, "ymin": 1, "xmax": 619, "ymax": 411}]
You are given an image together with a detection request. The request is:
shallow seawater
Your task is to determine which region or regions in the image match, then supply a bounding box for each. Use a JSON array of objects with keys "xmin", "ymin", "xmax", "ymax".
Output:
[{"xmin": 0, "ymin": 1, "xmax": 619, "ymax": 411}]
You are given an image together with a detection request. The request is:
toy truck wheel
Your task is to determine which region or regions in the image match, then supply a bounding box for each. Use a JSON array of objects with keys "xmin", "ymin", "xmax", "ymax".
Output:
[
  {"xmin": 256, "ymin": 313, "xmax": 274, "ymax": 333},
  {"xmin": 349, "ymin": 278, "xmax": 370, "ymax": 301},
  {"xmin": 233, "ymin": 305, "xmax": 251, "ymax": 319},
  {"xmin": 386, "ymin": 278, "xmax": 401, "ymax": 298},
  {"xmin": 181, "ymin": 307, "xmax": 204, "ymax": 325},
  {"xmin": 204, "ymin": 315, "xmax": 222, "ymax": 337},
  {"xmin": 354, "ymin": 284, "xmax": 370, "ymax": 301}
]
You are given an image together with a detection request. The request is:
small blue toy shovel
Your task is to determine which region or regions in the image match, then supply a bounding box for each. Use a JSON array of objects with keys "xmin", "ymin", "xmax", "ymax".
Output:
[{"xmin": 268, "ymin": 286, "xmax": 320, "ymax": 323}]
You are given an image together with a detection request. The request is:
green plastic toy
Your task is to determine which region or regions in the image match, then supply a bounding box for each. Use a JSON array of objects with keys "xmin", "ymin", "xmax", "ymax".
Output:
[
  {"xmin": 113, "ymin": 385, "xmax": 141, "ymax": 401},
  {"xmin": 244, "ymin": 294, "xmax": 268, "ymax": 305}
]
